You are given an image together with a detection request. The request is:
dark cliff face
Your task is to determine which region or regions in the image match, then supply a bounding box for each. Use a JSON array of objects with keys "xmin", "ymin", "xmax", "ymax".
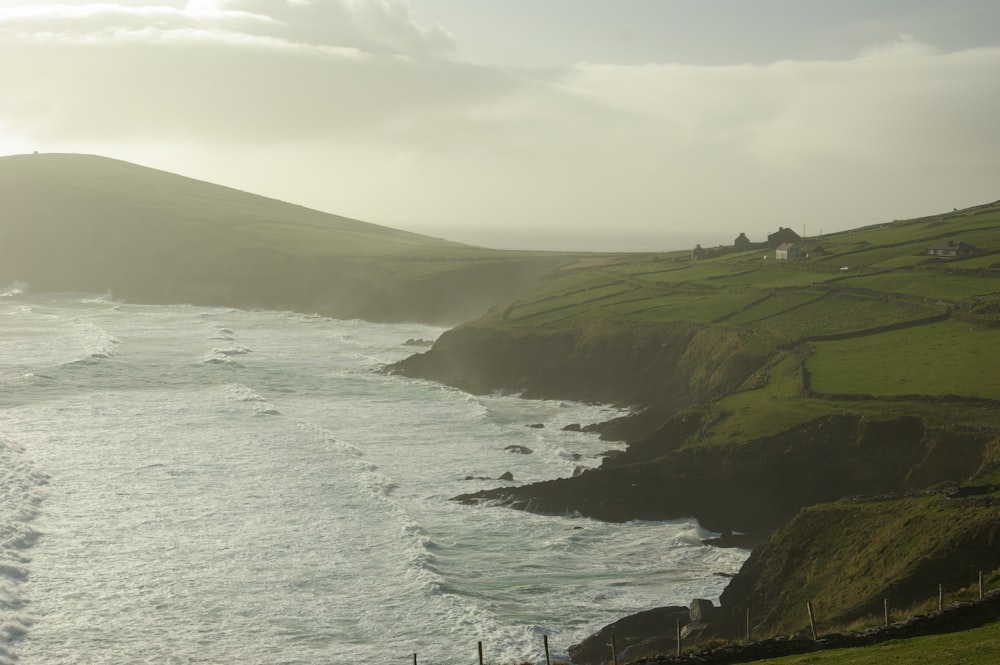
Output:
[
  {"xmin": 455, "ymin": 415, "xmax": 994, "ymax": 535},
  {"xmin": 387, "ymin": 322, "xmax": 770, "ymax": 407}
]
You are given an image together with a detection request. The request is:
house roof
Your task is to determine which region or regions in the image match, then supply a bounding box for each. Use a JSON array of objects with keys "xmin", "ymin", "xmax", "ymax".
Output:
[
  {"xmin": 776, "ymin": 242, "xmax": 798, "ymax": 251},
  {"xmin": 768, "ymin": 227, "xmax": 801, "ymax": 240},
  {"xmin": 927, "ymin": 239, "xmax": 978, "ymax": 252}
]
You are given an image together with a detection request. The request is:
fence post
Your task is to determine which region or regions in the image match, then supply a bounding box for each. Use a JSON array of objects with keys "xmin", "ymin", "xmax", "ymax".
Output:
[
  {"xmin": 610, "ymin": 634, "xmax": 619, "ymax": 665},
  {"xmin": 676, "ymin": 619, "xmax": 681, "ymax": 656},
  {"xmin": 980, "ymin": 571, "xmax": 984, "ymax": 601},
  {"xmin": 478, "ymin": 640, "xmax": 484, "ymax": 665},
  {"xmin": 746, "ymin": 607, "xmax": 750, "ymax": 642},
  {"xmin": 413, "ymin": 653, "xmax": 417, "ymax": 665},
  {"xmin": 884, "ymin": 598, "xmax": 889, "ymax": 627},
  {"xmin": 807, "ymin": 602, "xmax": 817, "ymax": 641},
  {"xmin": 939, "ymin": 584, "xmax": 944, "ymax": 613},
  {"xmin": 543, "ymin": 635, "xmax": 551, "ymax": 665}
]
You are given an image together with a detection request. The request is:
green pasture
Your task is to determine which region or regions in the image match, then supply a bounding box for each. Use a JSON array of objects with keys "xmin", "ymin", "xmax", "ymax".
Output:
[
  {"xmin": 724, "ymin": 292, "xmax": 826, "ymax": 325},
  {"xmin": 505, "ymin": 283, "xmax": 640, "ymax": 325},
  {"xmin": 806, "ymin": 319, "xmax": 1000, "ymax": 399},
  {"xmin": 953, "ymin": 253, "xmax": 1000, "ymax": 269},
  {"xmin": 814, "ymin": 243, "xmax": 926, "ymax": 269},
  {"xmin": 869, "ymin": 254, "xmax": 932, "ymax": 269},
  {"xmin": 598, "ymin": 290, "xmax": 754, "ymax": 323},
  {"xmin": 709, "ymin": 265, "xmax": 842, "ymax": 289},
  {"xmin": 750, "ymin": 622, "xmax": 1000, "ymax": 665},
  {"xmin": 746, "ymin": 293, "xmax": 945, "ymax": 344},
  {"xmin": 626, "ymin": 260, "xmax": 739, "ymax": 285},
  {"xmin": 683, "ymin": 352, "xmax": 831, "ymax": 448},
  {"xmin": 840, "ymin": 271, "xmax": 1000, "ymax": 301}
]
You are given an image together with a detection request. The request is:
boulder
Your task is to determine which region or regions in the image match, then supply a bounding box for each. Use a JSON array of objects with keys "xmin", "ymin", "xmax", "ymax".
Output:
[{"xmin": 690, "ymin": 598, "xmax": 717, "ymax": 623}]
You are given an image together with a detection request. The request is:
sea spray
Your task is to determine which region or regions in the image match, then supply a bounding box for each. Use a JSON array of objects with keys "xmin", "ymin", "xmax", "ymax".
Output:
[
  {"xmin": 0, "ymin": 436, "xmax": 47, "ymax": 665},
  {"xmin": 0, "ymin": 293, "xmax": 749, "ymax": 664}
]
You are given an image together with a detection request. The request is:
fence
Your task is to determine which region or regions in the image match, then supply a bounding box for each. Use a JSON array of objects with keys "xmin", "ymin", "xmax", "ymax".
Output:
[{"xmin": 407, "ymin": 570, "xmax": 997, "ymax": 665}]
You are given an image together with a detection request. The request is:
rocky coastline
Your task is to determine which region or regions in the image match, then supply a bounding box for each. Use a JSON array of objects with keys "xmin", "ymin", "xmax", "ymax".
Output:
[{"xmin": 387, "ymin": 322, "xmax": 1000, "ymax": 662}]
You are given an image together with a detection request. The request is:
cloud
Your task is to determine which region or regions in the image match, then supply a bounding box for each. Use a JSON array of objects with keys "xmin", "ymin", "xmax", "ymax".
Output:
[
  {"xmin": 0, "ymin": 1, "xmax": 454, "ymax": 57},
  {"xmin": 0, "ymin": 6, "xmax": 997, "ymax": 250},
  {"xmin": 0, "ymin": 1, "xmax": 487, "ymax": 144}
]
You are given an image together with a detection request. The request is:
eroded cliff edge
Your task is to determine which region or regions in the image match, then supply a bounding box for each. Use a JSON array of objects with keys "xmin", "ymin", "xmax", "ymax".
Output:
[
  {"xmin": 388, "ymin": 321, "xmax": 769, "ymax": 409},
  {"xmin": 388, "ymin": 321, "xmax": 1000, "ymax": 535},
  {"xmin": 387, "ymin": 314, "xmax": 1000, "ymax": 661}
]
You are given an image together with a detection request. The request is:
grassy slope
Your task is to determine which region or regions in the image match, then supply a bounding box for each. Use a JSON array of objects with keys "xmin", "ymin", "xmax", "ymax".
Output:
[
  {"xmin": 478, "ymin": 198, "xmax": 1000, "ymax": 441},
  {"xmin": 719, "ymin": 495, "xmax": 1000, "ymax": 636},
  {"xmin": 760, "ymin": 623, "xmax": 1000, "ymax": 665},
  {"xmin": 0, "ymin": 153, "xmax": 573, "ymax": 323},
  {"xmin": 406, "ymin": 199, "xmax": 1000, "ymax": 661}
]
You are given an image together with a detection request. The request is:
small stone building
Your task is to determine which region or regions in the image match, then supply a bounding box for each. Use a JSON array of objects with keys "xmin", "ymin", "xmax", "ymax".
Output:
[
  {"xmin": 768, "ymin": 227, "xmax": 801, "ymax": 248},
  {"xmin": 775, "ymin": 242, "xmax": 803, "ymax": 260},
  {"xmin": 926, "ymin": 239, "xmax": 980, "ymax": 259}
]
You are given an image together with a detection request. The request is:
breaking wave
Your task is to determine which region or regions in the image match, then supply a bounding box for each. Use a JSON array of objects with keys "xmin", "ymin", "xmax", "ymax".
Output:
[{"xmin": 0, "ymin": 436, "xmax": 47, "ymax": 665}]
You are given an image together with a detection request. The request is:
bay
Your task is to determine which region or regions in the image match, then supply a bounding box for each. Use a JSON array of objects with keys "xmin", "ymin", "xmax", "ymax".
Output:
[{"xmin": 0, "ymin": 290, "xmax": 747, "ymax": 664}]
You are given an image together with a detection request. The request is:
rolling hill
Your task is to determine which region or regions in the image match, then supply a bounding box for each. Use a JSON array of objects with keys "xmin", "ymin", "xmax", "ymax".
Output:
[{"xmin": 0, "ymin": 153, "xmax": 570, "ymax": 322}]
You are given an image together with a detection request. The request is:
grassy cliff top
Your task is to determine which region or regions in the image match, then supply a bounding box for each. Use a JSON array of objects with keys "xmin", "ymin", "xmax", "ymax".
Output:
[
  {"xmin": 485, "ymin": 198, "xmax": 1000, "ymax": 332},
  {"xmin": 456, "ymin": 198, "xmax": 1000, "ymax": 443}
]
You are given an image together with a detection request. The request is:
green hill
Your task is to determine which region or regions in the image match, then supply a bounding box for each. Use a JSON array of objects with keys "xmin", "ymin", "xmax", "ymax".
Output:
[
  {"xmin": 0, "ymin": 153, "xmax": 571, "ymax": 322},
  {"xmin": 388, "ymin": 198, "xmax": 1000, "ymax": 660}
]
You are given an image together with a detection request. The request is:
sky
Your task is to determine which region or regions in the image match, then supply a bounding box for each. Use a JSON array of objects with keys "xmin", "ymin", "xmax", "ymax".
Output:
[{"xmin": 1, "ymin": 1, "xmax": 998, "ymax": 251}]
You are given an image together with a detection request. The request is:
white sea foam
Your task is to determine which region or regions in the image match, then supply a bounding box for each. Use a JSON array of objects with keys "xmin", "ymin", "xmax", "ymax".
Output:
[
  {"xmin": 0, "ymin": 436, "xmax": 47, "ymax": 665},
  {"xmin": 0, "ymin": 295, "xmax": 750, "ymax": 665},
  {"xmin": 73, "ymin": 319, "xmax": 121, "ymax": 360},
  {"xmin": 0, "ymin": 282, "xmax": 28, "ymax": 298}
]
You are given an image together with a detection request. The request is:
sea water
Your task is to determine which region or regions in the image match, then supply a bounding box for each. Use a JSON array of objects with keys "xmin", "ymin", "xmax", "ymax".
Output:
[{"xmin": 0, "ymin": 288, "xmax": 748, "ymax": 664}]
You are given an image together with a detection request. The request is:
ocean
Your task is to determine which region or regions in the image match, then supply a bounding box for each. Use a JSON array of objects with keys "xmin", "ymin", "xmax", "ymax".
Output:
[{"xmin": 0, "ymin": 288, "xmax": 747, "ymax": 664}]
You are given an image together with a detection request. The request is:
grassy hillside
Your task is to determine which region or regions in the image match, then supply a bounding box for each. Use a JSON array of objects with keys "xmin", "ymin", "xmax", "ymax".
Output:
[
  {"xmin": 759, "ymin": 622, "xmax": 1000, "ymax": 665},
  {"xmin": 401, "ymin": 201, "xmax": 1000, "ymax": 527},
  {"xmin": 436, "ymin": 198, "xmax": 1000, "ymax": 429},
  {"xmin": 389, "ymin": 198, "xmax": 1000, "ymax": 660},
  {"xmin": 0, "ymin": 153, "xmax": 572, "ymax": 322},
  {"xmin": 719, "ymin": 493, "xmax": 1000, "ymax": 637}
]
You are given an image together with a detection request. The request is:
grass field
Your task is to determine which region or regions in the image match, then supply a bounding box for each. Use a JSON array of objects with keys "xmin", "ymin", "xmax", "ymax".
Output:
[
  {"xmin": 807, "ymin": 320, "xmax": 1000, "ymax": 399},
  {"xmin": 751, "ymin": 619, "xmax": 1000, "ymax": 665}
]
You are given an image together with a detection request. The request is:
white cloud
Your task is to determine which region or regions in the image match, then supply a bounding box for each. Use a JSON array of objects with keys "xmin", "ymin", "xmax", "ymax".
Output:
[
  {"xmin": 0, "ymin": 5, "xmax": 997, "ymax": 250},
  {"xmin": 0, "ymin": 1, "xmax": 454, "ymax": 56}
]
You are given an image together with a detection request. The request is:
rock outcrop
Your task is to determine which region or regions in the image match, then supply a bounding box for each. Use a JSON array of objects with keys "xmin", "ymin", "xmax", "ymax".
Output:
[{"xmin": 456, "ymin": 415, "xmax": 994, "ymax": 535}]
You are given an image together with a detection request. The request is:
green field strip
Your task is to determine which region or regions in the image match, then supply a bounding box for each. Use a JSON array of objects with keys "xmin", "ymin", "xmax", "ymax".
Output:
[
  {"xmin": 728, "ymin": 292, "xmax": 829, "ymax": 326},
  {"xmin": 747, "ymin": 293, "xmax": 944, "ymax": 344},
  {"xmin": 805, "ymin": 319, "xmax": 1000, "ymax": 399},
  {"xmin": 844, "ymin": 271, "xmax": 1000, "ymax": 301}
]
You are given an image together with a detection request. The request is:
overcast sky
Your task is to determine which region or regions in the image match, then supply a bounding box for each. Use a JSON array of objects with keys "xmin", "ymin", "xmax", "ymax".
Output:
[{"xmin": 1, "ymin": 1, "xmax": 998, "ymax": 251}]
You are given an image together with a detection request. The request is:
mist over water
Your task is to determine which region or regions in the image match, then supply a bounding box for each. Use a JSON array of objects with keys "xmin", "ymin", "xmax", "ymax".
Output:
[{"xmin": 0, "ymin": 291, "xmax": 747, "ymax": 664}]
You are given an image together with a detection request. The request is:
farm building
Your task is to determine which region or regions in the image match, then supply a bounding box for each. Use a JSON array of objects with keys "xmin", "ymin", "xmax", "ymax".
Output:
[
  {"xmin": 926, "ymin": 239, "xmax": 981, "ymax": 259},
  {"xmin": 734, "ymin": 232, "xmax": 752, "ymax": 251},
  {"xmin": 768, "ymin": 227, "xmax": 801, "ymax": 248},
  {"xmin": 775, "ymin": 243, "xmax": 803, "ymax": 260}
]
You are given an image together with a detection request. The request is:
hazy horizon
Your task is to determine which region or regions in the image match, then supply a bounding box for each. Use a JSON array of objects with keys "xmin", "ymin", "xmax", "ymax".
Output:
[{"xmin": 1, "ymin": 0, "xmax": 998, "ymax": 252}]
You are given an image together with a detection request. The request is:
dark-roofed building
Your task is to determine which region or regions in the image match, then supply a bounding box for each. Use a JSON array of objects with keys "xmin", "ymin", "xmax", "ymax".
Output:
[
  {"xmin": 768, "ymin": 226, "xmax": 801, "ymax": 248},
  {"xmin": 734, "ymin": 232, "xmax": 751, "ymax": 251},
  {"xmin": 926, "ymin": 239, "xmax": 981, "ymax": 259}
]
